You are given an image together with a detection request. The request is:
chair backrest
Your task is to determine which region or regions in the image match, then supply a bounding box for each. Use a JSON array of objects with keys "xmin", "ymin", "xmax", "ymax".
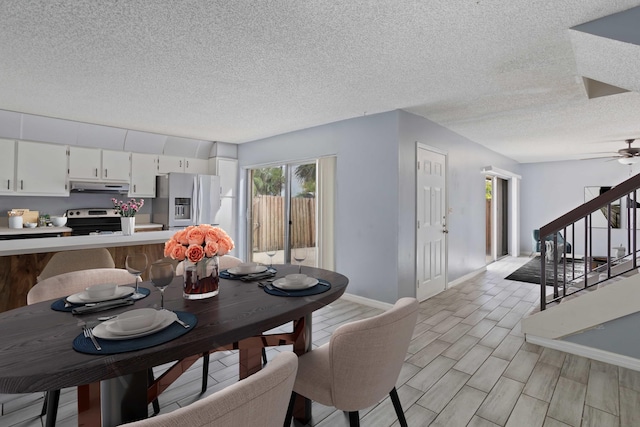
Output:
[
  {"xmin": 27, "ymin": 268, "xmax": 134, "ymax": 305},
  {"xmin": 329, "ymin": 297, "xmax": 418, "ymax": 410},
  {"xmin": 219, "ymin": 254, "xmax": 243, "ymax": 270},
  {"xmin": 37, "ymin": 248, "xmax": 115, "ymax": 282},
  {"xmin": 122, "ymin": 351, "xmax": 298, "ymax": 427}
]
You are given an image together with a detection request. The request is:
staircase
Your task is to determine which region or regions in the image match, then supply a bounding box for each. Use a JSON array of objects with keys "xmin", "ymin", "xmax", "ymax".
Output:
[{"xmin": 522, "ymin": 172, "xmax": 640, "ymax": 369}]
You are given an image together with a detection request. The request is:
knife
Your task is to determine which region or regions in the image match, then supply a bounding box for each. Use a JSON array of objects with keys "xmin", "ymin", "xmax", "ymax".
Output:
[{"xmin": 72, "ymin": 299, "xmax": 134, "ymax": 315}]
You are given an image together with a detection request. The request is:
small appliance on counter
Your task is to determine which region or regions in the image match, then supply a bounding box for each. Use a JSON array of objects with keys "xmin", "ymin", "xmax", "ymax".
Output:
[{"xmin": 65, "ymin": 208, "xmax": 122, "ymax": 235}]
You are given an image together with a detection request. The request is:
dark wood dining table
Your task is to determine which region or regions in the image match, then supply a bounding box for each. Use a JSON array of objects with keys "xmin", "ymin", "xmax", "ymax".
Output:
[{"xmin": 0, "ymin": 264, "xmax": 348, "ymax": 426}]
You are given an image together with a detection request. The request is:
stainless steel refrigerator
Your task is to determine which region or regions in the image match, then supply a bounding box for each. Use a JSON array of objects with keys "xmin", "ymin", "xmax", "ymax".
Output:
[{"xmin": 152, "ymin": 173, "xmax": 221, "ymax": 229}]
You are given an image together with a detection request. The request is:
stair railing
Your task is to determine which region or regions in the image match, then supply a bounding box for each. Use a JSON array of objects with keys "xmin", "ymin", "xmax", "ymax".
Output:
[{"xmin": 539, "ymin": 173, "xmax": 640, "ymax": 310}]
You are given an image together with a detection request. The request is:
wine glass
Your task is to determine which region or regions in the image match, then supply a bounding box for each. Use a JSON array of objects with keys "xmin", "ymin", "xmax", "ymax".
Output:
[
  {"xmin": 125, "ymin": 253, "xmax": 148, "ymax": 300},
  {"xmin": 150, "ymin": 261, "xmax": 175, "ymax": 310},
  {"xmin": 265, "ymin": 244, "xmax": 277, "ymax": 267},
  {"xmin": 293, "ymin": 247, "xmax": 307, "ymax": 273}
]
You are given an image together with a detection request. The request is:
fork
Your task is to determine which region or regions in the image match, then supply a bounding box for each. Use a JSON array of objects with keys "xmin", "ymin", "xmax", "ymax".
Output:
[{"xmin": 83, "ymin": 325, "xmax": 101, "ymax": 351}]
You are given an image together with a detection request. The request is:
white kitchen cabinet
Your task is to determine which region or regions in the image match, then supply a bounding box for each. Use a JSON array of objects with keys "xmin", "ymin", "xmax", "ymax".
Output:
[
  {"xmin": 0, "ymin": 139, "xmax": 16, "ymax": 194},
  {"xmin": 69, "ymin": 147, "xmax": 130, "ymax": 182},
  {"xmin": 16, "ymin": 141, "xmax": 68, "ymax": 196},
  {"xmin": 157, "ymin": 155, "xmax": 184, "ymax": 174},
  {"xmin": 210, "ymin": 157, "xmax": 237, "ymax": 198},
  {"xmin": 101, "ymin": 150, "xmax": 130, "ymax": 182},
  {"xmin": 68, "ymin": 146, "xmax": 101, "ymax": 180},
  {"xmin": 184, "ymin": 158, "xmax": 209, "ymax": 174},
  {"xmin": 158, "ymin": 155, "xmax": 209, "ymax": 174},
  {"xmin": 129, "ymin": 153, "xmax": 157, "ymax": 197}
]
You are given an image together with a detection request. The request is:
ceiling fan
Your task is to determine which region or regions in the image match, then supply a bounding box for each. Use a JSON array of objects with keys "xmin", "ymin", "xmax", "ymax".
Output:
[{"xmin": 614, "ymin": 139, "xmax": 640, "ymax": 164}]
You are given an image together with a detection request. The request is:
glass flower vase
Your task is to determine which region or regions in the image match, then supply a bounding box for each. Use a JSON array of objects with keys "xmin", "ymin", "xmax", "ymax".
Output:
[{"xmin": 182, "ymin": 256, "xmax": 219, "ymax": 299}]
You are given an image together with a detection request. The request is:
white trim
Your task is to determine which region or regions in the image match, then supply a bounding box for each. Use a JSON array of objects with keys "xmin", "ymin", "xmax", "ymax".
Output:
[
  {"xmin": 448, "ymin": 266, "xmax": 487, "ymax": 288},
  {"xmin": 481, "ymin": 165, "xmax": 522, "ymax": 180},
  {"xmin": 340, "ymin": 293, "xmax": 394, "ymax": 310},
  {"xmin": 526, "ymin": 334, "xmax": 640, "ymax": 371}
]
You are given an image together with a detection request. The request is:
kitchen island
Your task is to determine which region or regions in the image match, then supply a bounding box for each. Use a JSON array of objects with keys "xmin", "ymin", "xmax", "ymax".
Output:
[{"xmin": 0, "ymin": 231, "xmax": 175, "ymax": 312}]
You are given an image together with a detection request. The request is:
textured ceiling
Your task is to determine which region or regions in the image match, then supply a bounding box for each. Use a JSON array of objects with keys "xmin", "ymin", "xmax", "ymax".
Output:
[{"xmin": 0, "ymin": 1, "xmax": 639, "ymax": 163}]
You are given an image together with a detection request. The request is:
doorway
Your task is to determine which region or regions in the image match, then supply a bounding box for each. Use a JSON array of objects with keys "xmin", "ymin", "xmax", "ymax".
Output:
[
  {"xmin": 416, "ymin": 145, "xmax": 447, "ymax": 301},
  {"xmin": 247, "ymin": 162, "xmax": 317, "ymax": 269},
  {"xmin": 485, "ymin": 175, "xmax": 509, "ymax": 263}
]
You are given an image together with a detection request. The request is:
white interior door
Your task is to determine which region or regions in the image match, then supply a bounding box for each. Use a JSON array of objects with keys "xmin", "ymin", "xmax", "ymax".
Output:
[{"xmin": 416, "ymin": 146, "xmax": 447, "ymax": 301}]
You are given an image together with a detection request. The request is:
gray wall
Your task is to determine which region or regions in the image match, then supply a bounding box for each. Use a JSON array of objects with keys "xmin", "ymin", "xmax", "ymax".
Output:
[
  {"xmin": 238, "ymin": 110, "xmax": 522, "ymax": 304},
  {"xmin": 519, "ymin": 159, "xmax": 637, "ymax": 256}
]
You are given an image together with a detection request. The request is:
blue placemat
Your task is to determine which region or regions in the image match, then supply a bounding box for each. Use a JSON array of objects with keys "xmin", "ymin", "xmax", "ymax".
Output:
[
  {"xmin": 263, "ymin": 279, "xmax": 331, "ymax": 297},
  {"xmin": 51, "ymin": 287, "xmax": 151, "ymax": 312},
  {"xmin": 220, "ymin": 267, "xmax": 277, "ymax": 281},
  {"xmin": 72, "ymin": 311, "xmax": 197, "ymax": 355}
]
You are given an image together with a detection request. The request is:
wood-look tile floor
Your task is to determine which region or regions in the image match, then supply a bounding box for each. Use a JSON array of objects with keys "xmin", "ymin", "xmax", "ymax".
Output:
[{"xmin": 2, "ymin": 256, "xmax": 640, "ymax": 426}]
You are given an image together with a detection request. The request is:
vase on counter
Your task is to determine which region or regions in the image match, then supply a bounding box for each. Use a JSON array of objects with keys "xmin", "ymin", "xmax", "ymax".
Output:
[
  {"xmin": 120, "ymin": 217, "xmax": 135, "ymax": 236},
  {"xmin": 182, "ymin": 256, "xmax": 219, "ymax": 299}
]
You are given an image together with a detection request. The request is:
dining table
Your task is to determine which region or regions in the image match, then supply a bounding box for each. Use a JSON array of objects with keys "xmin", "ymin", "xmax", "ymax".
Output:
[{"xmin": 0, "ymin": 264, "xmax": 348, "ymax": 426}]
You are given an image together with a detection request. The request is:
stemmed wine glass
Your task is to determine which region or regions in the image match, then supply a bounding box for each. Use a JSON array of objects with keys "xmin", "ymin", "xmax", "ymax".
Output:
[
  {"xmin": 265, "ymin": 244, "xmax": 277, "ymax": 268},
  {"xmin": 293, "ymin": 247, "xmax": 307, "ymax": 273},
  {"xmin": 125, "ymin": 253, "xmax": 148, "ymax": 300},
  {"xmin": 150, "ymin": 261, "xmax": 175, "ymax": 310}
]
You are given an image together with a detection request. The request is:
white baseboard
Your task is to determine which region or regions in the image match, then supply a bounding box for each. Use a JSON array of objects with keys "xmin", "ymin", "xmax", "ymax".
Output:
[
  {"xmin": 526, "ymin": 334, "xmax": 640, "ymax": 371},
  {"xmin": 448, "ymin": 266, "xmax": 487, "ymax": 288},
  {"xmin": 340, "ymin": 293, "xmax": 393, "ymax": 310}
]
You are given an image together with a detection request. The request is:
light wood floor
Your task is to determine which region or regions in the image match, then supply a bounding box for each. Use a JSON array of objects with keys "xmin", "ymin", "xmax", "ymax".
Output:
[{"xmin": 2, "ymin": 256, "xmax": 640, "ymax": 426}]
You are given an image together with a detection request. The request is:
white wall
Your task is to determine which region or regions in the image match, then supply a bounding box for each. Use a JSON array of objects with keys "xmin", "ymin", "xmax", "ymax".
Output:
[
  {"xmin": 519, "ymin": 159, "xmax": 638, "ymax": 256},
  {"xmin": 238, "ymin": 110, "xmax": 522, "ymax": 304}
]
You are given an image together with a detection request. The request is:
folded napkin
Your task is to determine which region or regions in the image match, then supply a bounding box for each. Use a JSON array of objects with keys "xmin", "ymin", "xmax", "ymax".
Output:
[
  {"xmin": 239, "ymin": 270, "xmax": 277, "ymax": 282},
  {"xmin": 71, "ymin": 299, "xmax": 134, "ymax": 315}
]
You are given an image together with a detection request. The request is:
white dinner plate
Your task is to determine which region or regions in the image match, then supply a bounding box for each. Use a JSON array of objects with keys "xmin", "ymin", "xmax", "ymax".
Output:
[
  {"xmin": 67, "ymin": 286, "xmax": 135, "ymax": 304},
  {"xmin": 227, "ymin": 265, "xmax": 268, "ymax": 275},
  {"xmin": 93, "ymin": 310, "xmax": 178, "ymax": 340},
  {"xmin": 105, "ymin": 310, "xmax": 161, "ymax": 336},
  {"xmin": 272, "ymin": 277, "xmax": 319, "ymax": 290}
]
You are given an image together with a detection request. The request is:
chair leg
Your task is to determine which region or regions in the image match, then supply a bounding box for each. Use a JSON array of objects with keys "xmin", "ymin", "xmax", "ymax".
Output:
[
  {"xmin": 389, "ymin": 387, "xmax": 408, "ymax": 427},
  {"xmin": 40, "ymin": 391, "xmax": 48, "ymax": 416},
  {"xmin": 147, "ymin": 368, "xmax": 160, "ymax": 415},
  {"xmin": 262, "ymin": 347, "xmax": 268, "ymax": 365},
  {"xmin": 348, "ymin": 411, "xmax": 360, "ymax": 427},
  {"xmin": 201, "ymin": 352, "xmax": 210, "ymax": 394},
  {"xmin": 284, "ymin": 392, "xmax": 297, "ymax": 427},
  {"xmin": 44, "ymin": 390, "xmax": 60, "ymax": 427}
]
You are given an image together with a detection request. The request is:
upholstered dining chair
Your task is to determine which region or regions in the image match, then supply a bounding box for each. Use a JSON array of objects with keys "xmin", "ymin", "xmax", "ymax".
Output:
[
  {"xmin": 122, "ymin": 351, "xmax": 298, "ymax": 427},
  {"xmin": 27, "ymin": 268, "xmax": 141, "ymax": 427},
  {"xmin": 36, "ymin": 247, "xmax": 115, "ymax": 282},
  {"xmin": 285, "ymin": 297, "xmax": 419, "ymax": 427}
]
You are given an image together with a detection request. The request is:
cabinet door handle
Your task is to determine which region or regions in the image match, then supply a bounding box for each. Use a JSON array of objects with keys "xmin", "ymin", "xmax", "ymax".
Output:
[
  {"xmin": 95, "ymin": 168, "xmax": 98, "ymax": 177},
  {"xmin": 134, "ymin": 184, "xmax": 136, "ymax": 192},
  {"xmin": 7, "ymin": 179, "xmax": 9, "ymax": 190},
  {"xmin": 20, "ymin": 180, "xmax": 23, "ymax": 190},
  {"xmin": 186, "ymin": 160, "xmax": 189, "ymax": 168},
  {"xmin": 104, "ymin": 168, "xmax": 108, "ymax": 178},
  {"xmin": 179, "ymin": 160, "xmax": 182, "ymax": 168}
]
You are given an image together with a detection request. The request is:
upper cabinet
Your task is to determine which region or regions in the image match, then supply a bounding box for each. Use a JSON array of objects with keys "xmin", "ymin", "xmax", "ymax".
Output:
[
  {"xmin": 68, "ymin": 147, "xmax": 130, "ymax": 182},
  {"xmin": 158, "ymin": 155, "xmax": 209, "ymax": 175},
  {"xmin": 101, "ymin": 150, "xmax": 130, "ymax": 182},
  {"xmin": 210, "ymin": 157, "xmax": 238, "ymax": 198},
  {"xmin": 16, "ymin": 141, "xmax": 68, "ymax": 196},
  {"xmin": 0, "ymin": 139, "xmax": 16, "ymax": 194},
  {"xmin": 130, "ymin": 153, "xmax": 157, "ymax": 197}
]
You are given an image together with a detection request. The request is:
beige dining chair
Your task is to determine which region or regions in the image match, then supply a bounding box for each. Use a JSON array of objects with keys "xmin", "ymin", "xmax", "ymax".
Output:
[
  {"xmin": 122, "ymin": 351, "xmax": 298, "ymax": 427},
  {"xmin": 27, "ymin": 268, "xmax": 149, "ymax": 426},
  {"xmin": 285, "ymin": 297, "xmax": 418, "ymax": 427},
  {"xmin": 36, "ymin": 248, "xmax": 115, "ymax": 282}
]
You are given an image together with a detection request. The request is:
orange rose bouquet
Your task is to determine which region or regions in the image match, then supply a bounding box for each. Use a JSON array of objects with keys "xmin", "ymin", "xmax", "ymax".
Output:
[
  {"xmin": 164, "ymin": 224, "xmax": 234, "ymax": 262},
  {"xmin": 166, "ymin": 225, "xmax": 234, "ymax": 299}
]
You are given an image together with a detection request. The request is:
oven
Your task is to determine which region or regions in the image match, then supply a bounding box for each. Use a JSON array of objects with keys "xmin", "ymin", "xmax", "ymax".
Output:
[{"xmin": 66, "ymin": 208, "xmax": 122, "ymax": 235}]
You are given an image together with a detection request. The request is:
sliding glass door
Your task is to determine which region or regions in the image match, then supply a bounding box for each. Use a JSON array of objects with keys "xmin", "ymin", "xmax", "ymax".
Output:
[{"xmin": 248, "ymin": 162, "xmax": 317, "ymax": 269}]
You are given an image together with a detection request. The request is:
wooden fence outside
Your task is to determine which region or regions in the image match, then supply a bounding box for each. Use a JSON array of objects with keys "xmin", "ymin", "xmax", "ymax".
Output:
[{"xmin": 251, "ymin": 195, "xmax": 316, "ymax": 251}]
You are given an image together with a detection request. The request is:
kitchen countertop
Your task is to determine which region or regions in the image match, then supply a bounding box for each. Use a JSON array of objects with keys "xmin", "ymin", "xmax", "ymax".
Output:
[
  {"xmin": 0, "ymin": 226, "xmax": 73, "ymax": 236},
  {"xmin": 0, "ymin": 230, "xmax": 174, "ymax": 256}
]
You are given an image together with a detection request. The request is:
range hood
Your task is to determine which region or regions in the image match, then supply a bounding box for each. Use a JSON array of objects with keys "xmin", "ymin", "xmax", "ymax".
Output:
[{"xmin": 70, "ymin": 181, "xmax": 130, "ymax": 194}]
